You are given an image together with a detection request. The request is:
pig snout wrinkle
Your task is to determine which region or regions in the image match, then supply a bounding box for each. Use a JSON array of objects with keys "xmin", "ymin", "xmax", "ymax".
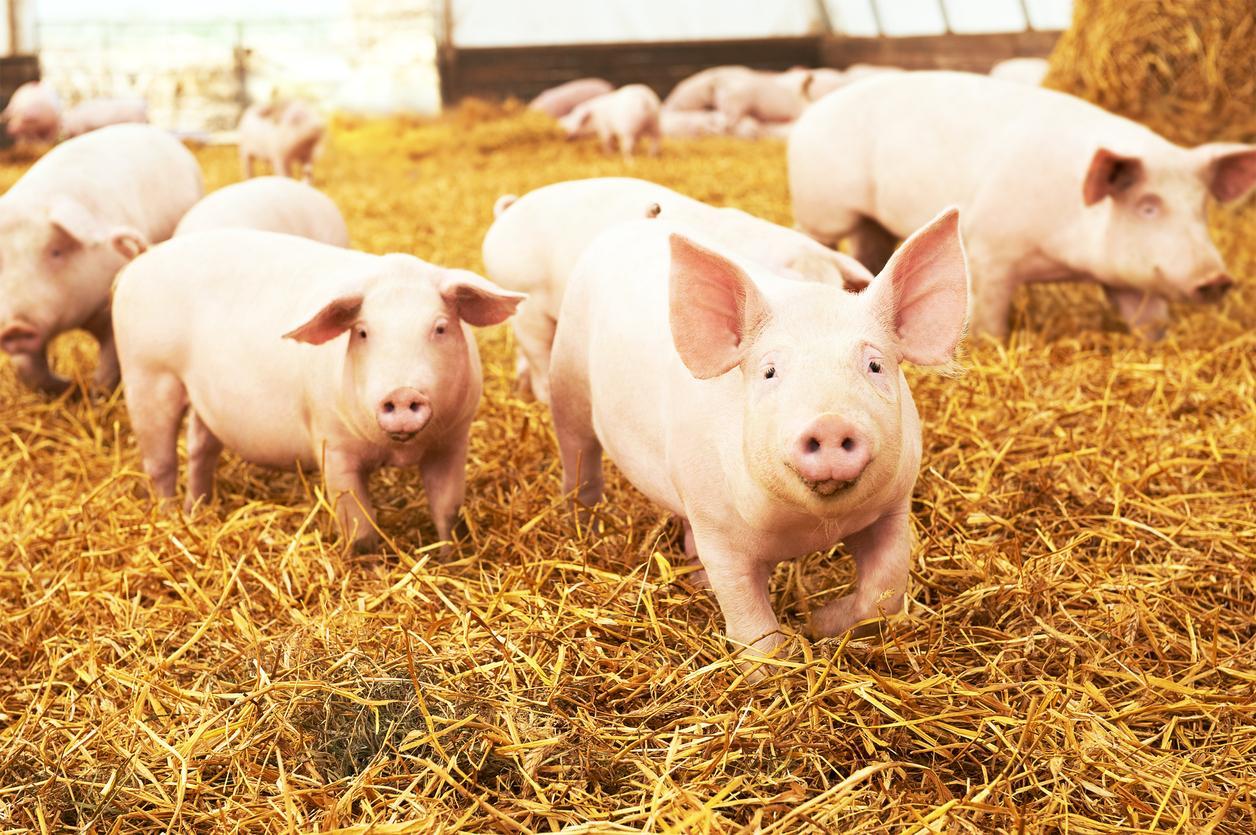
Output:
[
  {"xmin": 376, "ymin": 387, "xmax": 432, "ymax": 442},
  {"xmin": 1193, "ymin": 273, "xmax": 1234, "ymax": 304},
  {"xmin": 791, "ymin": 415, "xmax": 872, "ymax": 496},
  {"xmin": 0, "ymin": 321, "xmax": 40, "ymax": 354}
]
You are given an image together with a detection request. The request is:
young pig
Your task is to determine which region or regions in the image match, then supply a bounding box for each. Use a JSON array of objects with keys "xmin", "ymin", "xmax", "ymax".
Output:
[
  {"xmin": 60, "ymin": 98, "xmax": 148, "ymax": 138},
  {"xmin": 0, "ymin": 123, "xmax": 203, "ymax": 395},
  {"xmin": 112, "ymin": 229, "xmax": 524, "ymax": 550},
  {"xmin": 549, "ymin": 210, "xmax": 967, "ymax": 672},
  {"xmin": 529, "ymin": 78, "xmax": 614, "ymax": 119},
  {"xmin": 2, "ymin": 81, "xmax": 61, "ymax": 144},
  {"xmin": 789, "ymin": 71, "xmax": 1256, "ymax": 340},
  {"xmin": 559, "ymin": 85, "xmax": 662, "ymax": 161},
  {"xmin": 482, "ymin": 177, "xmax": 874, "ymax": 403},
  {"xmin": 175, "ymin": 177, "xmax": 350, "ymax": 247},
  {"xmin": 239, "ymin": 100, "xmax": 326, "ymax": 182}
]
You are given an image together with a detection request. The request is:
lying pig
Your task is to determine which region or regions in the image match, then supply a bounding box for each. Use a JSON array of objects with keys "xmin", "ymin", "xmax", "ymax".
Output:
[
  {"xmin": 715, "ymin": 70, "xmax": 810, "ymax": 124},
  {"xmin": 175, "ymin": 176, "xmax": 350, "ymax": 247},
  {"xmin": 529, "ymin": 78, "xmax": 614, "ymax": 119},
  {"xmin": 989, "ymin": 57, "xmax": 1049, "ymax": 86},
  {"xmin": 2, "ymin": 81, "xmax": 61, "ymax": 144},
  {"xmin": 660, "ymin": 109, "xmax": 729, "ymax": 138},
  {"xmin": 239, "ymin": 100, "xmax": 326, "ymax": 182},
  {"xmin": 549, "ymin": 209, "xmax": 967, "ymax": 672},
  {"xmin": 664, "ymin": 66, "xmax": 753, "ymax": 111},
  {"xmin": 789, "ymin": 71, "xmax": 1256, "ymax": 339},
  {"xmin": 482, "ymin": 177, "xmax": 874, "ymax": 404},
  {"xmin": 60, "ymin": 98, "xmax": 148, "ymax": 138},
  {"xmin": 0, "ymin": 124, "xmax": 203, "ymax": 394},
  {"xmin": 559, "ymin": 85, "xmax": 662, "ymax": 161},
  {"xmin": 112, "ymin": 229, "xmax": 525, "ymax": 550}
]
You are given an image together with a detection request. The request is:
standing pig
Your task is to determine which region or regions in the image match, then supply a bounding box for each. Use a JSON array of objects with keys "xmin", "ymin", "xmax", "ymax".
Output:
[
  {"xmin": 239, "ymin": 100, "xmax": 327, "ymax": 182},
  {"xmin": 60, "ymin": 98, "xmax": 148, "ymax": 138},
  {"xmin": 0, "ymin": 123, "xmax": 203, "ymax": 395},
  {"xmin": 113, "ymin": 230, "xmax": 524, "ymax": 550},
  {"xmin": 789, "ymin": 71, "xmax": 1256, "ymax": 339},
  {"xmin": 559, "ymin": 85, "xmax": 662, "ymax": 161},
  {"xmin": 548, "ymin": 210, "xmax": 967, "ymax": 671},
  {"xmin": 529, "ymin": 78, "xmax": 614, "ymax": 119},
  {"xmin": 2, "ymin": 81, "xmax": 61, "ymax": 145},
  {"xmin": 175, "ymin": 176, "xmax": 350, "ymax": 247},
  {"xmin": 482, "ymin": 177, "xmax": 874, "ymax": 403}
]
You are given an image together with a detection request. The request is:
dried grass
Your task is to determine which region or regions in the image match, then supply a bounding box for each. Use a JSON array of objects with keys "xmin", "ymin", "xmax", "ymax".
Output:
[{"xmin": 2, "ymin": 9, "xmax": 1256, "ymax": 832}]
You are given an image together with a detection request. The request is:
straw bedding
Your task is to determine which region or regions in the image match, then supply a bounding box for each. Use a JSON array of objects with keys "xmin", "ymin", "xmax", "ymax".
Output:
[{"xmin": 2, "ymin": 10, "xmax": 1255, "ymax": 835}]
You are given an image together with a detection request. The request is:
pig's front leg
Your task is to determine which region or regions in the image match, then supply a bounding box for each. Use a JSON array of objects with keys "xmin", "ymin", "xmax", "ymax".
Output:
[
  {"xmin": 83, "ymin": 308, "xmax": 120, "ymax": 391},
  {"xmin": 420, "ymin": 437, "xmax": 468, "ymax": 543},
  {"xmin": 1104, "ymin": 286, "xmax": 1169, "ymax": 341},
  {"xmin": 12, "ymin": 349, "xmax": 71, "ymax": 396},
  {"xmin": 323, "ymin": 448, "xmax": 379, "ymax": 552},
  {"xmin": 808, "ymin": 511, "xmax": 910, "ymax": 638},
  {"xmin": 696, "ymin": 532, "xmax": 786, "ymax": 675}
]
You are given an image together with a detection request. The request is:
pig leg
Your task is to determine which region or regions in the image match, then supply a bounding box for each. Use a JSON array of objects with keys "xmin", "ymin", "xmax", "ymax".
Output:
[
  {"xmin": 1104, "ymin": 287, "xmax": 1169, "ymax": 341},
  {"xmin": 550, "ymin": 360, "xmax": 604, "ymax": 510},
  {"xmin": 808, "ymin": 511, "xmax": 910, "ymax": 639},
  {"xmin": 512, "ymin": 306, "xmax": 557, "ymax": 405},
  {"xmin": 696, "ymin": 536, "xmax": 786, "ymax": 674},
  {"xmin": 681, "ymin": 519, "xmax": 710, "ymax": 589},
  {"xmin": 648, "ymin": 119, "xmax": 662, "ymax": 157},
  {"xmin": 323, "ymin": 448, "xmax": 379, "ymax": 551},
  {"xmin": 967, "ymin": 255, "xmax": 1017, "ymax": 341},
  {"xmin": 83, "ymin": 308, "xmax": 119, "ymax": 391},
  {"xmin": 240, "ymin": 150, "xmax": 255, "ymax": 179},
  {"xmin": 596, "ymin": 124, "xmax": 615, "ymax": 156},
  {"xmin": 420, "ymin": 438, "xmax": 468, "ymax": 543},
  {"xmin": 125, "ymin": 371, "xmax": 188, "ymax": 500},
  {"xmin": 272, "ymin": 152, "xmax": 290, "ymax": 179},
  {"xmin": 12, "ymin": 350, "xmax": 71, "ymax": 396},
  {"xmin": 619, "ymin": 130, "xmax": 636, "ymax": 163},
  {"xmin": 848, "ymin": 217, "xmax": 899, "ymax": 275},
  {"xmin": 185, "ymin": 411, "xmax": 223, "ymax": 512}
]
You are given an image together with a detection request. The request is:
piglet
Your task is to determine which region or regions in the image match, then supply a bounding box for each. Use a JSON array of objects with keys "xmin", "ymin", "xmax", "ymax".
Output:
[
  {"xmin": 0, "ymin": 124, "xmax": 203, "ymax": 394},
  {"xmin": 60, "ymin": 98, "xmax": 148, "ymax": 138},
  {"xmin": 239, "ymin": 100, "xmax": 326, "ymax": 182},
  {"xmin": 175, "ymin": 176, "xmax": 349, "ymax": 247},
  {"xmin": 660, "ymin": 109, "xmax": 729, "ymax": 138},
  {"xmin": 548, "ymin": 209, "xmax": 967, "ymax": 674},
  {"xmin": 529, "ymin": 78, "xmax": 614, "ymax": 119},
  {"xmin": 113, "ymin": 229, "xmax": 524, "ymax": 551},
  {"xmin": 559, "ymin": 85, "xmax": 662, "ymax": 161},
  {"xmin": 2, "ymin": 81, "xmax": 61, "ymax": 144}
]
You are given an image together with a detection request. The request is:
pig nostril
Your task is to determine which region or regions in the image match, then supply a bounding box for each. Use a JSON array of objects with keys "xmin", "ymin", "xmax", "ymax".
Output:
[
  {"xmin": 841, "ymin": 437, "xmax": 855, "ymax": 452},
  {"xmin": 806, "ymin": 437, "xmax": 821, "ymax": 454},
  {"xmin": 409, "ymin": 402, "xmax": 420, "ymax": 412},
  {"xmin": 383, "ymin": 402, "xmax": 395, "ymax": 413}
]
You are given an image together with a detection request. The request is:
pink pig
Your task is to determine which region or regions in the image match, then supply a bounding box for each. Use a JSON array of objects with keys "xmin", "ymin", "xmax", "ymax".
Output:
[
  {"xmin": 2, "ymin": 81, "xmax": 61, "ymax": 145},
  {"xmin": 0, "ymin": 124, "xmax": 203, "ymax": 395},
  {"xmin": 482, "ymin": 177, "xmax": 874, "ymax": 404},
  {"xmin": 559, "ymin": 85, "xmax": 662, "ymax": 161},
  {"xmin": 238, "ymin": 100, "xmax": 326, "ymax": 182},
  {"xmin": 548, "ymin": 209, "xmax": 968, "ymax": 674},
  {"xmin": 529, "ymin": 78, "xmax": 614, "ymax": 119},
  {"xmin": 789, "ymin": 71, "xmax": 1256, "ymax": 340},
  {"xmin": 60, "ymin": 98, "xmax": 148, "ymax": 138},
  {"xmin": 175, "ymin": 176, "xmax": 350, "ymax": 247},
  {"xmin": 112, "ymin": 229, "xmax": 524, "ymax": 551}
]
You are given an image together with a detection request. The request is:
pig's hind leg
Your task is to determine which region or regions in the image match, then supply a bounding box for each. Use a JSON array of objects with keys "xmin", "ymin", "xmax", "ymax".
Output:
[
  {"xmin": 125, "ymin": 370, "xmax": 188, "ymax": 501},
  {"xmin": 848, "ymin": 217, "xmax": 899, "ymax": 275},
  {"xmin": 549, "ymin": 355, "xmax": 604, "ymax": 513},
  {"xmin": 185, "ymin": 411, "xmax": 224, "ymax": 512}
]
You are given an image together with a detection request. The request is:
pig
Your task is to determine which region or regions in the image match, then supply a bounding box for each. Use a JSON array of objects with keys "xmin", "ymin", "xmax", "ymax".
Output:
[
  {"xmin": 789, "ymin": 71, "xmax": 1256, "ymax": 340},
  {"xmin": 802, "ymin": 68, "xmax": 847, "ymax": 101},
  {"xmin": 482, "ymin": 177, "xmax": 875, "ymax": 404},
  {"xmin": 2, "ymin": 81, "xmax": 61, "ymax": 145},
  {"xmin": 664, "ymin": 66, "xmax": 809, "ymax": 124},
  {"xmin": 548, "ymin": 209, "xmax": 968, "ymax": 673},
  {"xmin": 175, "ymin": 176, "xmax": 350, "ymax": 247},
  {"xmin": 989, "ymin": 57, "xmax": 1050, "ymax": 86},
  {"xmin": 112, "ymin": 229, "xmax": 525, "ymax": 550},
  {"xmin": 239, "ymin": 100, "xmax": 326, "ymax": 182},
  {"xmin": 60, "ymin": 98, "xmax": 148, "ymax": 138},
  {"xmin": 528, "ymin": 78, "xmax": 614, "ymax": 119},
  {"xmin": 559, "ymin": 85, "xmax": 662, "ymax": 161},
  {"xmin": 660, "ymin": 109, "xmax": 729, "ymax": 138},
  {"xmin": 664, "ymin": 66, "xmax": 754, "ymax": 112},
  {"xmin": 0, "ymin": 123, "xmax": 203, "ymax": 395}
]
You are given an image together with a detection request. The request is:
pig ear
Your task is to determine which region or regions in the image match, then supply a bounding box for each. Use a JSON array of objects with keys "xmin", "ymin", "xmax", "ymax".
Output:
[
  {"xmin": 282, "ymin": 293, "xmax": 364, "ymax": 345},
  {"xmin": 668, "ymin": 233, "xmax": 769, "ymax": 379},
  {"xmin": 869, "ymin": 207, "xmax": 968, "ymax": 366},
  {"xmin": 108, "ymin": 226, "xmax": 148, "ymax": 260},
  {"xmin": 49, "ymin": 196, "xmax": 105, "ymax": 245},
  {"xmin": 440, "ymin": 270, "xmax": 526, "ymax": 327},
  {"xmin": 1195, "ymin": 142, "xmax": 1256, "ymax": 203},
  {"xmin": 1083, "ymin": 148, "xmax": 1145, "ymax": 206}
]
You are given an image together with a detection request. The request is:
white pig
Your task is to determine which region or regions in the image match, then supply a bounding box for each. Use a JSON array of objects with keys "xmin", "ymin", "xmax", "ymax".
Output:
[
  {"xmin": 0, "ymin": 124, "xmax": 203, "ymax": 394},
  {"xmin": 2, "ymin": 81, "xmax": 61, "ymax": 144},
  {"xmin": 529, "ymin": 78, "xmax": 614, "ymax": 119},
  {"xmin": 175, "ymin": 177, "xmax": 350, "ymax": 247},
  {"xmin": 482, "ymin": 177, "xmax": 875, "ymax": 403},
  {"xmin": 789, "ymin": 71, "xmax": 1256, "ymax": 339},
  {"xmin": 238, "ymin": 100, "xmax": 326, "ymax": 182},
  {"xmin": 549, "ymin": 209, "xmax": 968, "ymax": 671},
  {"xmin": 112, "ymin": 229, "xmax": 525, "ymax": 550},
  {"xmin": 60, "ymin": 98, "xmax": 148, "ymax": 138},
  {"xmin": 659, "ymin": 109, "xmax": 729, "ymax": 138},
  {"xmin": 559, "ymin": 85, "xmax": 662, "ymax": 161}
]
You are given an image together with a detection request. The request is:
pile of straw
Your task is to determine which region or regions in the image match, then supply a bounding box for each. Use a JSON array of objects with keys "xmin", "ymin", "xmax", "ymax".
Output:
[{"xmin": 2, "ymin": 10, "xmax": 1255, "ymax": 832}]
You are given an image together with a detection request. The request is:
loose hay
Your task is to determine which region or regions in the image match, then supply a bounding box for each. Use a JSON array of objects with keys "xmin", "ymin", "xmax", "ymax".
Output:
[{"xmin": 2, "ymin": 12, "xmax": 1256, "ymax": 833}]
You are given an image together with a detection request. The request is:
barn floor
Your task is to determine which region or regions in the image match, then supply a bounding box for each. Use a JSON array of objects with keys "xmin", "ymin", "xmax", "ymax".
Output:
[{"xmin": 1, "ymin": 104, "xmax": 1254, "ymax": 832}]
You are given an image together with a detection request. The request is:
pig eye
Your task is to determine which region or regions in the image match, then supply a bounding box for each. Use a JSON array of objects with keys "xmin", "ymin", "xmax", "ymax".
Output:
[
  {"xmin": 355, "ymin": 326, "xmax": 367, "ymax": 340},
  {"xmin": 1137, "ymin": 195, "xmax": 1163, "ymax": 219},
  {"xmin": 433, "ymin": 318, "xmax": 449, "ymax": 337},
  {"xmin": 868, "ymin": 360, "xmax": 882, "ymax": 374},
  {"xmin": 764, "ymin": 366, "xmax": 776, "ymax": 380}
]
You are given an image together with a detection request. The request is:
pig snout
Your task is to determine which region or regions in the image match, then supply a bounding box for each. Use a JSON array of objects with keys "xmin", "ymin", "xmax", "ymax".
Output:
[
  {"xmin": 791, "ymin": 415, "xmax": 872, "ymax": 496},
  {"xmin": 0, "ymin": 321, "xmax": 41, "ymax": 354},
  {"xmin": 376, "ymin": 387, "xmax": 432, "ymax": 442},
  {"xmin": 1192, "ymin": 273, "xmax": 1234, "ymax": 304}
]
